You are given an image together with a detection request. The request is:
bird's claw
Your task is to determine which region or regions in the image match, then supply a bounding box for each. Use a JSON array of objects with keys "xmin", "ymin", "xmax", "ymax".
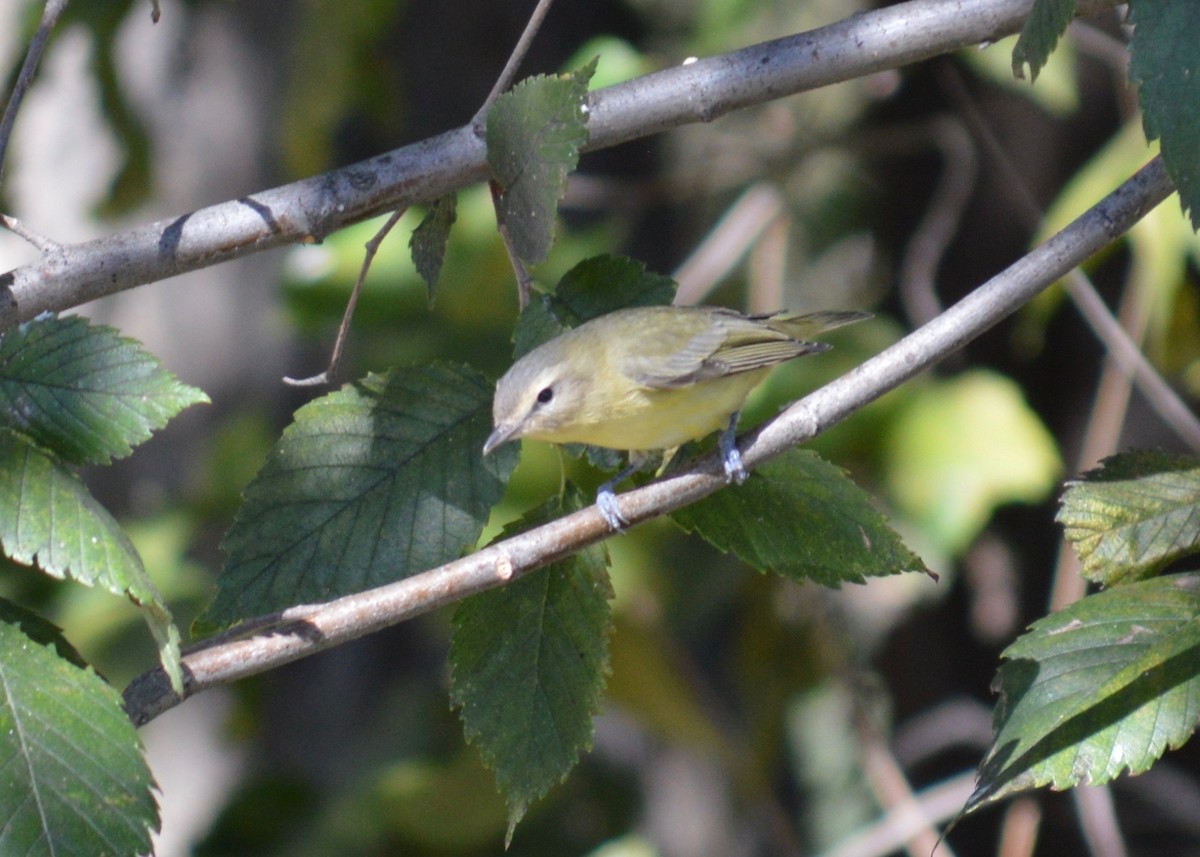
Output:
[
  {"xmin": 722, "ymin": 445, "xmax": 748, "ymax": 484},
  {"xmin": 596, "ymin": 485, "xmax": 628, "ymax": 531},
  {"xmin": 718, "ymin": 414, "xmax": 748, "ymax": 484}
]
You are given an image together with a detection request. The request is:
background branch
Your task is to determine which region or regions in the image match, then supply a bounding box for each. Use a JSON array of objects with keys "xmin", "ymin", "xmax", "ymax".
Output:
[
  {"xmin": 124, "ymin": 156, "xmax": 1175, "ymax": 727},
  {"xmin": 1, "ymin": 0, "xmax": 1109, "ymax": 328},
  {"xmin": 0, "ymin": 0, "xmax": 68, "ymax": 182}
]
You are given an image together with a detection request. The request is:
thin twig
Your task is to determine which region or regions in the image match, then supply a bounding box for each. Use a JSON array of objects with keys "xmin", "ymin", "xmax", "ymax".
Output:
[
  {"xmin": 0, "ymin": 213, "xmax": 61, "ymax": 253},
  {"xmin": 470, "ymin": 0, "xmax": 558, "ymax": 134},
  {"xmin": 1073, "ymin": 785, "xmax": 1130, "ymax": 857},
  {"xmin": 818, "ymin": 771, "xmax": 976, "ymax": 857},
  {"xmin": 854, "ymin": 706, "xmax": 956, "ymax": 857},
  {"xmin": 123, "ymin": 157, "xmax": 1175, "ymax": 727},
  {"xmin": 996, "ymin": 797, "xmax": 1042, "ymax": 857},
  {"xmin": 284, "ymin": 208, "xmax": 407, "ymax": 387},
  {"xmin": 897, "ymin": 115, "xmax": 978, "ymax": 328},
  {"xmin": 0, "ymin": 0, "xmax": 69, "ymax": 179}
]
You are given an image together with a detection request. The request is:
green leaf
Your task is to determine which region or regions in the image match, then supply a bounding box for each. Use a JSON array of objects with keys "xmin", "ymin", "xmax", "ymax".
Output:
[
  {"xmin": 512, "ymin": 294, "xmax": 571, "ymax": 361},
  {"xmin": 409, "ymin": 194, "xmax": 458, "ymax": 304},
  {"xmin": 550, "ymin": 254, "xmax": 678, "ymax": 325},
  {"xmin": 0, "ymin": 429, "xmax": 183, "ymax": 693},
  {"xmin": 450, "ymin": 492, "xmax": 613, "ymax": 840},
  {"xmin": 1012, "ymin": 0, "xmax": 1076, "ymax": 81},
  {"xmin": 513, "ymin": 255, "xmax": 676, "ymax": 359},
  {"xmin": 672, "ymin": 449, "xmax": 927, "ymax": 586},
  {"xmin": 1129, "ymin": 0, "xmax": 1200, "ymax": 228},
  {"xmin": 0, "ymin": 604, "xmax": 159, "ymax": 855},
  {"xmin": 205, "ymin": 364, "xmax": 518, "ymax": 630},
  {"xmin": 0, "ymin": 599, "xmax": 89, "ymax": 669},
  {"xmin": 1058, "ymin": 450, "xmax": 1200, "ymax": 586},
  {"xmin": 884, "ymin": 370, "xmax": 1062, "ymax": 556},
  {"xmin": 0, "ymin": 315, "xmax": 208, "ymax": 466},
  {"xmin": 969, "ymin": 572, "xmax": 1200, "ymax": 812},
  {"xmin": 487, "ymin": 58, "xmax": 596, "ymax": 265}
]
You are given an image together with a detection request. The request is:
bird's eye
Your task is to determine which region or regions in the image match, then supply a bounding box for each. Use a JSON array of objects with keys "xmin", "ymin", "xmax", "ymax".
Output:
[{"xmin": 536, "ymin": 386, "xmax": 554, "ymax": 404}]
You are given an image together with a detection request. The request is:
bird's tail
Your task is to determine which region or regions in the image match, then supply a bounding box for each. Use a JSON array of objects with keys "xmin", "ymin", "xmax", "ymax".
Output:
[{"xmin": 760, "ymin": 309, "xmax": 873, "ymax": 340}]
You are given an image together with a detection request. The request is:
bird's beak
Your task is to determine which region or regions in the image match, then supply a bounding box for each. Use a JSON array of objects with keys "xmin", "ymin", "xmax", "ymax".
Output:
[{"xmin": 483, "ymin": 423, "xmax": 518, "ymax": 456}]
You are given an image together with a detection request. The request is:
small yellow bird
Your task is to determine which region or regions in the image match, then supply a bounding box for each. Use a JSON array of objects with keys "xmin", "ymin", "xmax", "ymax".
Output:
[{"xmin": 483, "ymin": 305, "xmax": 869, "ymax": 528}]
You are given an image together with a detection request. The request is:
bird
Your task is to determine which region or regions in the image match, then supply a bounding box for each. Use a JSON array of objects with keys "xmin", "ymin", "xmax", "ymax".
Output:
[{"xmin": 483, "ymin": 304, "xmax": 870, "ymax": 529}]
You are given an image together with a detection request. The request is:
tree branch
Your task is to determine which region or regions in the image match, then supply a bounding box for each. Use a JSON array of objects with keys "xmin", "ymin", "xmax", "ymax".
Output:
[
  {"xmin": 2, "ymin": 0, "xmax": 1107, "ymax": 329},
  {"xmin": 123, "ymin": 155, "xmax": 1174, "ymax": 727}
]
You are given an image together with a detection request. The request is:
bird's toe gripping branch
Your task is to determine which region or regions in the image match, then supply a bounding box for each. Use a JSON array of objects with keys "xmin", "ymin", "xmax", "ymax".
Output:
[{"xmin": 718, "ymin": 411, "xmax": 748, "ymax": 484}]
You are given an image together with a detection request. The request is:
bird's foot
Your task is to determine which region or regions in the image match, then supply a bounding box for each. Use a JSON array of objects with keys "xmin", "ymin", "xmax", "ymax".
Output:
[
  {"xmin": 718, "ymin": 413, "xmax": 748, "ymax": 484},
  {"xmin": 596, "ymin": 483, "xmax": 628, "ymax": 531},
  {"xmin": 721, "ymin": 444, "xmax": 748, "ymax": 484}
]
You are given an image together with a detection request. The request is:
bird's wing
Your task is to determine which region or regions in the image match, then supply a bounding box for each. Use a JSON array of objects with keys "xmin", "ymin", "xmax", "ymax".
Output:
[
  {"xmin": 623, "ymin": 312, "xmax": 828, "ymax": 389},
  {"xmin": 621, "ymin": 323, "xmax": 729, "ymax": 388}
]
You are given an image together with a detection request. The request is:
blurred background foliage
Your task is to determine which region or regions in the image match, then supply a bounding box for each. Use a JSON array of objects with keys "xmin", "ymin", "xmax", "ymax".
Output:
[{"xmin": 3, "ymin": 0, "xmax": 1200, "ymax": 854}]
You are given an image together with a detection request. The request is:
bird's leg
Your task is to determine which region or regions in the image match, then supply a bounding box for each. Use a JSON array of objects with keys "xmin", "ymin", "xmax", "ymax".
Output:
[
  {"xmin": 596, "ymin": 455, "xmax": 646, "ymax": 531},
  {"xmin": 718, "ymin": 411, "xmax": 748, "ymax": 484}
]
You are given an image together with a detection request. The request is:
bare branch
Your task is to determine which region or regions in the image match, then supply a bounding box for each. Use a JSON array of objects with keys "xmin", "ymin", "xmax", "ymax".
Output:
[
  {"xmin": 123, "ymin": 156, "xmax": 1175, "ymax": 727},
  {"xmin": 2, "ymin": 0, "xmax": 1107, "ymax": 330}
]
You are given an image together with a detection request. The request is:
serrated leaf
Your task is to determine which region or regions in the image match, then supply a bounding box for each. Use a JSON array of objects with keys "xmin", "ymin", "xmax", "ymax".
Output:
[
  {"xmin": 1129, "ymin": 0, "xmax": 1200, "ymax": 228},
  {"xmin": 0, "ymin": 598, "xmax": 88, "ymax": 668},
  {"xmin": 969, "ymin": 572, "xmax": 1200, "ymax": 812},
  {"xmin": 0, "ymin": 606, "xmax": 159, "ymax": 855},
  {"xmin": 0, "ymin": 429, "xmax": 183, "ymax": 693},
  {"xmin": 1012, "ymin": 0, "xmax": 1076, "ymax": 81},
  {"xmin": 512, "ymin": 294, "xmax": 571, "ymax": 361},
  {"xmin": 1058, "ymin": 450, "xmax": 1200, "ymax": 586},
  {"xmin": 450, "ymin": 492, "xmax": 613, "ymax": 839},
  {"xmin": 410, "ymin": 194, "xmax": 458, "ymax": 304},
  {"xmin": 487, "ymin": 58, "xmax": 596, "ymax": 265},
  {"xmin": 672, "ymin": 449, "xmax": 927, "ymax": 586},
  {"xmin": 884, "ymin": 370, "xmax": 1062, "ymax": 556},
  {"xmin": 205, "ymin": 364, "xmax": 518, "ymax": 630},
  {"xmin": 0, "ymin": 315, "xmax": 208, "ymax": 466},
  {"xmin": 549, "ymin": 254, "xmax": 677, "ymax": 325},
  {"xmin": 513, "ymin": 255, "xmax": 676, "ymax": 359}
]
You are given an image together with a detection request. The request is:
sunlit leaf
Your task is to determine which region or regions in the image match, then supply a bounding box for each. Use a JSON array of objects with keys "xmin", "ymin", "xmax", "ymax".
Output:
[
  {"xmin": 0, "ymin": 315, "xmax": 208, "ymax": 466},
  {"xmin": 970, "ymin": 572, "xmax": 1200, "ymax": 812},
  {"xmin": 884, "ymin": 370, "xmax": 1061, "ymax": 556},
  {"xmin": 0, "ymin": 430, "xmax": 182, "ymax": 692},
  {"xmin": 1058, "ymin": 450, "xmax": 1200, "ymax": 585}
]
